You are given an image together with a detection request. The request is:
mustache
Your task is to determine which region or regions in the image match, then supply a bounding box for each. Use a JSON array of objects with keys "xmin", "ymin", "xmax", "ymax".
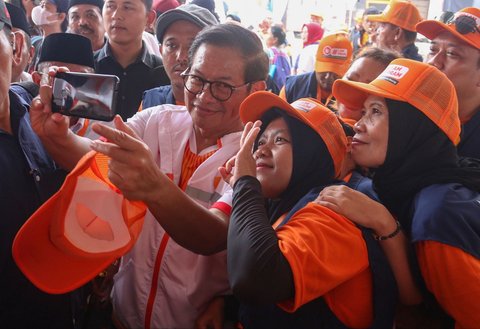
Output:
[{"xmin": 78, "ymin": 25, "xmax": 94, "ymax": 34}]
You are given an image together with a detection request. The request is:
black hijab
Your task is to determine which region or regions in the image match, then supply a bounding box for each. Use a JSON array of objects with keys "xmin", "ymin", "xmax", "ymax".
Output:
[
  {"xmin": 372, "ymin": 99, "xmax": 480, "ymax": 227},
  {"xmin": 255, "ymin": 109, "xmax": 336, "ymax": 223}
]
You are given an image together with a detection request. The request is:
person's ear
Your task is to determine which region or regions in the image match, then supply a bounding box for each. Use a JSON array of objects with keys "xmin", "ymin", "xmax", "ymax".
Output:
[
  {"xmin": 12, "ymin": 32, "xmax": 24, "ymax": 65},
  {"xmin": 32, "ymin": 71, "xmax": 42, "ymax": 85},
  {"xmin": 58, "ymin": 12, "xmax": 66, "ymax": 22},
  {"xmin": 146, "ymin": 9, "xmax": 156, "ymax": 27},
  {"xmin": 250, "ymin": 80, "xmax": 267, "ymax": 93},
  {"xmin": 393, "ymin": 26, "xmax": 402, "ymax": 42}
]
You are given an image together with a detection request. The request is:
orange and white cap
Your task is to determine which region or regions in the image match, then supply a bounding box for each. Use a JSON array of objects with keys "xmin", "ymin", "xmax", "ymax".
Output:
[
  {"xmin": 315, "ymin": 33, "xmax": 353, "ymax": 77},
  {"xmin": 240, "ymin": 91, "xmax": 347, "ymax": 178},
  {"xmin": 416, "ymin": 7, "xmax": 480, "ymax": 50},
  {"xmin": 13, "ymin": 151, "xmax": 146, "ymax": 294},
  {"xmin": 368, "ymin": 0, "xmax": 422, "ymax": 32},
  {"xmin": 332, "ymin": 58, "xmax": 461, "ymax": 145}
]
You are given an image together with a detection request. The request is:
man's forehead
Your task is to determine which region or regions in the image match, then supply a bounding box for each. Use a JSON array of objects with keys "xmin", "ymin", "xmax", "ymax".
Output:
[
  {"xmin": 105, "ymin": 0, "xmax": 141, "ymax": 5},
  {"xmin": 69, "ymin": 4, "xmax": 102, "ymax": 14},
  {"xmin": 433, "ymin": 30, "xmax": 479, "ymax": 51}
]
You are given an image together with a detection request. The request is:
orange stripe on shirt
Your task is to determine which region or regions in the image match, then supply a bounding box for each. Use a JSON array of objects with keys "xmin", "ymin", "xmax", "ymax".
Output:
[{"xmin": 179, "ymin": 140, "xmax": 218, "ymax": 191}]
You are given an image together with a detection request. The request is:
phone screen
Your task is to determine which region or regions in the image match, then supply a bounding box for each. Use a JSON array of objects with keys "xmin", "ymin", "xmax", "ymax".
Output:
[{"xmin": 52, "ymin": 72, "xmax": 120, "ymax": 122}]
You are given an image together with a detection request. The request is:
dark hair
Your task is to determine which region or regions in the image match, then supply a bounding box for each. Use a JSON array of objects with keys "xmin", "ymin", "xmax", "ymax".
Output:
[
  {"xmin": 188, "ymin": 23, "xmax": 269, "ymax": 83},
  {"xmin": 402, "ymin": 28, "xmax": 417, "ymax": 43},
  {"xmin": 270, "ymin": 24, "xmax": 286, "ymax": 46},
  {"xmin": 354, "ymin": 47, "xmax": 400, "ymax": 66}
]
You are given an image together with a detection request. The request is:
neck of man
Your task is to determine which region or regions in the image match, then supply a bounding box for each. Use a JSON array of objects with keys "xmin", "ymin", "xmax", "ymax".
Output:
[
  {"xmin": 458, "ymin": 95, "xmax": 480, "ymax": 122},
  {"xmin": 172, "ymin": 82, "xmax": 184, "ymax": 103},
  {"xmin": 92, "ymin": 36, "xmax": 106, "ymax": 52},
  {"xmin": 0, "ymin": 95, "xmax": 12, "ymax": 134},
  {"xmin": 109, "ymin": 38, "xmax": 143, "ymax": 69},
  {"xmin": 193, "ymin": 122, "xmax": 243, "ymax": 153}
]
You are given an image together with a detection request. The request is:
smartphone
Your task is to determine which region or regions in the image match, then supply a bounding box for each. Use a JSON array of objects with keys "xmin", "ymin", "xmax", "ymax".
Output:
[{"xmin": 52, "ymin": 72, "xmax": 120, "ymax": 122}]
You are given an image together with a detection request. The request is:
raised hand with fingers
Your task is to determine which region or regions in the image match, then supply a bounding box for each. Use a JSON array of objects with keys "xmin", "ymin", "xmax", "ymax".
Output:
[
  {"xmin": 90, "ymin": 115, "xmax": 166, "ymax": 203},
  {"xmin": 219, "ymin": 120, "xmax": 262, "ymax": 187}
]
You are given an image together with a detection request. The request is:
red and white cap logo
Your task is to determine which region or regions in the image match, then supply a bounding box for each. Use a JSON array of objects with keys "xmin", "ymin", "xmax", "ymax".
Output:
[
  {"xmin": 379, "ymin": 64, "xmax": 409, "ymax": 84},
  {"xmin": 322, "ymin": 46, "xmax": 348, "ymax": 59}
]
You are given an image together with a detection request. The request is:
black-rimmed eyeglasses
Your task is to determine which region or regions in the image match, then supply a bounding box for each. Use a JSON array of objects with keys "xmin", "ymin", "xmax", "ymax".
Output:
[
  {"xmin": 447, "ymin": 12, "xmax": 480, "ymax": 35},
  {"xmin": 181, "ymin": 72, "xmax": 251, "ymax": 102}
]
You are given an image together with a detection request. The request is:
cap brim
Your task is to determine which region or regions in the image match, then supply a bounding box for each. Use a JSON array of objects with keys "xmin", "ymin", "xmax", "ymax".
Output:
[
  {"xmin": 416, "ymin": 20, "xmax": 480, "ymax": 49},
  {"xmin": 156, "ymin": 11, "xmax": 207, "ymax": 43},
  {"xmin": 12, "ymin": 192, "xmax": 116, "ymax": 294},
  {"xmin": 241, "ymin": 91, "xmax": 300, "ymax": 123},
  {"xmin": 333, "ymin": 79, "xmax": 404, "ymax": 111},
  {"xmin": 366, "ymin": 13, "xmax": 387, "ymax": 23}
]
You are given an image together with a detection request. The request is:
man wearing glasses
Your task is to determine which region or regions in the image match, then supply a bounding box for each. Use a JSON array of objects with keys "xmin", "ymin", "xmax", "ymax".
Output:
[
  {"xmin": 30, "ymin": 23, "xmax": 267, "ymax": 328},
  {"xmin": 417, "ymin": 7, "xmax": 480, "ymax": 159}
]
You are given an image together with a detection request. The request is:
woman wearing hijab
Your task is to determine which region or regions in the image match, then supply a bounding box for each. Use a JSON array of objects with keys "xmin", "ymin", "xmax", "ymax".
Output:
[
  {"xmin": 318, "ymin": 58, "xmax": 480, "ymax": 328},
  {"xmin": 220, "ymin": 91, "xmax": 397, "ymax": 328},
  {"xmin": 293, "ymin": 22, "xmax": 323, "ymax": 75}
]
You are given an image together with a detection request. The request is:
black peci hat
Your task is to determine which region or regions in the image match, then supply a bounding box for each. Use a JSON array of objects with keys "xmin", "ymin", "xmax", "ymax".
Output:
[{"xmin": 38, "ymin": 33, "xmax": 94, "ymax": 69}]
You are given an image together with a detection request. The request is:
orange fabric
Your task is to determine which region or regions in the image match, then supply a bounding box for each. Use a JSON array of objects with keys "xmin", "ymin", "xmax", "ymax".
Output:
[
  {"xmin": 368, "ymin": 0, "xmax": 422, "ymax": 32},
  {"xmin": 416, "ymin": 240, "xmax": 480, "ymax": 329},
  {"xmin": 12, "ymin": 151, "xmax": 146, "ymax": 294},
  {"xmin": 276, "ymin": 202, "xmax": 373, "ymax": 328},
  {"xmin": 315, "ymin": 84, "xmax": 333, "ymax": 106},
  {"xmin": 179, "ymin": 141, "xmax": 217, "ymax": 191},
  {"xmin": 75, "ymin": 118, "xmax": 90, "ymax": 137},
  {"xmin": 240, "ymin": 91, "xmax": 347, "ymax": 179},
  {"xmin": 417, "ymin": 8, "xmax": 480, "ymax": 50},
  {"xmin": 333, "ymin": 58, "xmax": 461, "ymax": 145},
  {"xmin": 315, "ymin": 33, "xmax": 353, "ymax": 77},
  {"xmin": 279, "ymin": 86, "xmax": 287, "ymax": 101}
]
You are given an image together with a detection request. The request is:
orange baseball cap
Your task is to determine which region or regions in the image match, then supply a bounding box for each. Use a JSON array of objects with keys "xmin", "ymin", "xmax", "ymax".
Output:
[
  {"xmin": 416, "ymin": 7, "xmax": 480, "ymax": 50},
  {"xmin": 240, "ymin": 91, "xmax": 347, "ymax": 178},
  {"xmin": 315, "ymin": 33, "xmax": 353, "ymax": 77},
  {"xmin": 13, "ymin": 151, "xmax": 146, "ymax": 294},
  {"xmin": 332, "ymin": 58, "xmax": 461, "ymax": 145},
  {"xmin": 368, "ymin": 0, "xmax": 422, "ymax": 32}
]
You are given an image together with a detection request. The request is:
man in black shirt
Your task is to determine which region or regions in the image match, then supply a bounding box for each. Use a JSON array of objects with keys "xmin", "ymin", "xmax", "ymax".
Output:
[{"xmin": 94, "ymin": 0, "xmax": 169, "ymax": 119}]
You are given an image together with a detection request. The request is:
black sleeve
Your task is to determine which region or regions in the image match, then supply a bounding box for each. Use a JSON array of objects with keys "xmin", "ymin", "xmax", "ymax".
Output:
[{"xmin": 227, "ymin": 176, "xmax": 294, "ymax": 304}]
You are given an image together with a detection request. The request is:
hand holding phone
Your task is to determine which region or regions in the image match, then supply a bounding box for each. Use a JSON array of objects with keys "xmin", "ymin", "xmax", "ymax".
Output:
[{"xmin": 52, "ymin": 72, "xmax": 120, "ymax": 122}]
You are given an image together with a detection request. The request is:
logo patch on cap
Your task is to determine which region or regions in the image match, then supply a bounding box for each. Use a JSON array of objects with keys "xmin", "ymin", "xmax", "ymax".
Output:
[
  {"xmin": 322, "ymin": 46, "xmax": 348, "ymax": 59},
  {"xmin": 379, "ymin": 64, "xmax": 409, "ymax": 85},
  {"xmin": 292, "ymin": 100, "xmax": 317, "ymax": 113}
]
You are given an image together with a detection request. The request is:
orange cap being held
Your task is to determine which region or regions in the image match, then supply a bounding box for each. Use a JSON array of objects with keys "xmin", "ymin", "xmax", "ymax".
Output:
[
  {"xmin": 315, "ymin": 33, "xmax": 353, "ymax": 77},
  {"xmin": 416, "ymin": 7, "xmax": 480, "ymax": 50},
  {"xmin": 368, "ymin": 0, "xmax": 423, "ymax": 32},
  {"xmin": 332, "ymin": 58, "xmax": 461, "ymax": 145},
  {"xmin": 240, "ymin": 91, "xmax": 347, "ymax": 178},
  {"xmin": 13, "ymin": 151, "xmax": 146, "ymax": 294}
]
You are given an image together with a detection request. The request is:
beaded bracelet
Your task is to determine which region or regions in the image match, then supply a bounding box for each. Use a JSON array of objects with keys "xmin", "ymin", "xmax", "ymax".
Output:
[{"xmin": 373, "ymin": 220, "xmax": 401, "ymax": 241}]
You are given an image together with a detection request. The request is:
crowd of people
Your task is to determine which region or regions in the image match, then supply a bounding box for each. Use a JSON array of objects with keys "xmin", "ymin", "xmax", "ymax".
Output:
[{"xmin": 0, "ymin": 0, "xmax": 479, "ymax": 328}]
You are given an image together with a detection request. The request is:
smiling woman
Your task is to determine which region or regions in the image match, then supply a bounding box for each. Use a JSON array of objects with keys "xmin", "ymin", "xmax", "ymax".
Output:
[
  {"xmin": 221, "ymin": 91, "xmax": 398, "ymax": 328},
  {"xmin": 332, "ymin": 58, "xmax": 480, "ymax": 327}
]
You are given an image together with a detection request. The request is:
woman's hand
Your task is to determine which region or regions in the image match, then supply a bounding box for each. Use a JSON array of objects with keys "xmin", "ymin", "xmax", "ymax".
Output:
[
  {"xmin": 315, "ymin": 185, "xmax": 397, "ymax": 236},
  {"xmin": 219, "ymin": 120, "xmax": 262, "ymax": 187}
]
